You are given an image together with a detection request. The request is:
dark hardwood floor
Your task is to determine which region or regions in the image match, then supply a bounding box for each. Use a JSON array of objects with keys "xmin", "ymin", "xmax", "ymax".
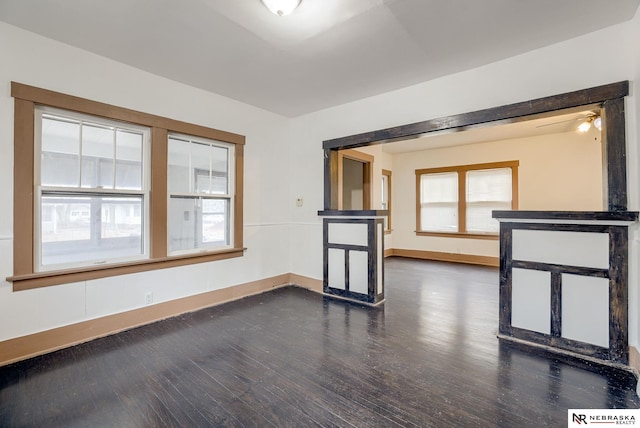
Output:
[{"xmin": 1, "ymin": 257, "xmax": 638, "ymax": 427}]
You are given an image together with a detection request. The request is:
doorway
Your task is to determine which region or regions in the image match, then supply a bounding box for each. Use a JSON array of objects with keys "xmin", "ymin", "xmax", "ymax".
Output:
[
  {"xmin": 320, "ymin": 81, "xmax": 632, "ymax": 365},
  {"xmin": 338, "ymin": 149, "xmax": 373, "ymax": 210}
]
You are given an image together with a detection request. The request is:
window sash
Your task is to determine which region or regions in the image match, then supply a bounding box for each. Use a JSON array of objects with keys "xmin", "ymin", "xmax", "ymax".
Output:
[
  {"xmin": 34, "ymin": 107, "xmax": 151, "ymax": 272},
  {"xmin": 420, "ymin": 202, "xmax": 459, "ymax": 232},
  {"xmin": 168, "ymin": 134, "xmax": 231, "ymax": 196},
  {"xmin": 167, "ymin": 134, "xmax": 235, "ymax": 256},
  {"xmin": 37, "ymin": 192, "xmax": 148, "ymax": 270},
  {"xmin": 37, "ymin": 107, "xmax": 148, "ymax": 192},
  {"xmin": 419, "ymin": 172, "xmax": 459, "ymax": 232},
  {"xmin": 168, "ymin": 196, "xmax": 231, "ymax": 255}
]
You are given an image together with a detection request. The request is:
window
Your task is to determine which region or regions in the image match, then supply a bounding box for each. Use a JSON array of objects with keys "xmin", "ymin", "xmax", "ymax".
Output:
[
  {"xmin": 168, "ymin": 135, "xmax": 234, "ymax": 254},
  {"xmin": 466, "ymin": 168, "xmax": 513, "ymax": 233},
  {"xmin": 416, "ymin": 161, "xmax": 518, "ymax": 237},
  {"xmin": 10, "ymin": 82, "xmax": 244, "ymax": 290},
  {"xmin": 35, "ymin": 107, "xmax": 150, "ymax": 271},
  {"xmin": 381, "ymin": 169, "xmax": 392, "ymax": 232}
]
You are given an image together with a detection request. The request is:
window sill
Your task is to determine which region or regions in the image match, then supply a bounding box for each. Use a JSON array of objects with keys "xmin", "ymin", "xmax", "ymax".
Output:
[
  {"xmin": 7, "ymin": 248, "xmax": 246, "ymax": 291},
  {"xmin": 415, "ymin": 231, "xmax": 499, "ymax": 240}
]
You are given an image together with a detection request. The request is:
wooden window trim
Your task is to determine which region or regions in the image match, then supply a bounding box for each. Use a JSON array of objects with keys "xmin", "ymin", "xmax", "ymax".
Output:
[
  {"xmin": 8, "ymin": 82, "xmax": 245, "ymax": 291},
  {"xmin": 382, "ymin": 169, "xmax": 392, "ymax": 234},
  {"xmin": 415, "ymin": 160, "xmax": 518, "ymax": 237}
]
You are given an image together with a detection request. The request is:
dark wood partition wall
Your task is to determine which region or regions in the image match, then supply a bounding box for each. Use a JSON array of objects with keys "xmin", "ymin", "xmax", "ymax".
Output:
[
  {"xmin": 493, "ymin": 212, "xmax": 638, "ymax": 364},
  {"xmin": 323, "ymin": 218, "xmax": 385, "ymax": 305},
  {"xmin": 602, "ymin": 97, "xmax": 628, "ymax": 211},
  {"xmin": 321, "ymin": 81, "xmax": 637, "ymax": 366},
  {"xmin": 323, "ymin": 81, "xmax": 629, "ymax": 211}
]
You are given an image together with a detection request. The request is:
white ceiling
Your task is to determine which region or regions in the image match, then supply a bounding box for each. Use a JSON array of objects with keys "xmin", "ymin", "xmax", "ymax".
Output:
[{"xmin": 0, "ymin": 0, "xmax": 638, "ymax": 117}]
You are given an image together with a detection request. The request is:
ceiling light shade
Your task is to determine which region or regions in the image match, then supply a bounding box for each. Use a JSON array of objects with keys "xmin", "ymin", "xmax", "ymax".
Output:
[
  {"xmin": 261, "ymin": 0, "xmax": 302, "ymax": 16},
  {"xmin": 577, "ymin": 120, "xmax": 592, "ymax": 133},
  {"xmin": 593, "ymin": 116, "xmax": 602, "ymax": 131}
]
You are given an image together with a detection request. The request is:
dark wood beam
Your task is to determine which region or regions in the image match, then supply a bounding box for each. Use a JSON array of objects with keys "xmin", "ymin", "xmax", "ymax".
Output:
[{"xmin": 323, "ymin": 81, "xmax": 629, "ymax": 150}]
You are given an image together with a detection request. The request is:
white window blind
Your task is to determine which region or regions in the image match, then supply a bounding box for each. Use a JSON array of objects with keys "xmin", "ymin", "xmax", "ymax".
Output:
[
  {"xmin": 466, "ymin": 168, "xmax": 512, "ymax": 233},
  {"xmin": 420, "ymin": 172, "xmax": 458, "ymax": 232}
]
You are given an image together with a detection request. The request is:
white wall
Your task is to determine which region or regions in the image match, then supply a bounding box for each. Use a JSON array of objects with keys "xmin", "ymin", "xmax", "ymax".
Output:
[
  {"xmin": 288, "ymin": 17, "xmax": 638, "ymax": 346},
  {"xmin": 0, "ymin": 22, "xmax": 292, "ymax": 341}
]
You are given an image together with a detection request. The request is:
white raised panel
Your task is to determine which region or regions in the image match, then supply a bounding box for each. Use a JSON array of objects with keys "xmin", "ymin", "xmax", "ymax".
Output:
[
  {"xmin": 328, "ymin": 248, "xmax": 345, "ymax": 290},
  {"xmin": 512, "ymin": 268, "xmax": 550, "ymax": 334},
  {"xmin": 562, "ymin": 274, "xmax": 609, "ymax": 348},
  {"xmin": 349, "ymin": 250, "xmax": 369, "ymax": 294},
  {"xmin": 328, "ymin": 222, "xmax": 368, "ymax": 246},
  {"xmin": 512, "ymin": 230, "xmax": 608, "ymax": 269}
]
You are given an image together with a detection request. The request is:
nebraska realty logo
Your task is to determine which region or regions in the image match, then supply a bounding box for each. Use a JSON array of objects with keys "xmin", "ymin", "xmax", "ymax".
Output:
[{"xmin": 569, "ymin": 409, "xmax": 639, "ymax": 425}]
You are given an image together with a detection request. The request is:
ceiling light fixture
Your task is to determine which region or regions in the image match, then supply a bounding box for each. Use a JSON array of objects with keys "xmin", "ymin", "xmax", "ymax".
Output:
[
  {"xmin": 261, "ymin": 0, "xmax": 302, "ymax": 16},
  {"xmin": 577, "ymin": 115, "xmax": 602, "ymax": 133}
]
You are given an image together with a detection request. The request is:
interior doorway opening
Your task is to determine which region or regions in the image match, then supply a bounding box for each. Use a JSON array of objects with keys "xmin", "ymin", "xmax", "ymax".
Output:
[
  {"xmin": 338, "ymin": 149, "xmax": 373, "ymax": 210},
  {"xmin": 320, "ymin": 81, "xmax": 634, "ymax": 365}
]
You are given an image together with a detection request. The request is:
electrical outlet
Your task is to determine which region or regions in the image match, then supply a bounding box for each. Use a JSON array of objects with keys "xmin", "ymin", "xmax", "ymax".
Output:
[
  {"xmin": 296, "ymin": 198, "xmax": 303, "ymax": 207},
  {"xmin": 145, "ymin": 292, "xmax": 153, "ymax": 305}
]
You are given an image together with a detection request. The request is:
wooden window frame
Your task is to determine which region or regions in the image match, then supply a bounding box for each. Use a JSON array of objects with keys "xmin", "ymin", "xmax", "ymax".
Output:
[
  {"xmin": 8, "ymin": 82, "xmax": 245, "ymax": 291},
  {"xmin": 415, "ymin": 161, "xmax": 519, "ymax": 240},
  {"xmin": 381, "ymin": 169, "xmax": 392, "ymax": 233},
  {"xmin": 166, "ymin": 133, "xmax": 236, "ymax": 256}
]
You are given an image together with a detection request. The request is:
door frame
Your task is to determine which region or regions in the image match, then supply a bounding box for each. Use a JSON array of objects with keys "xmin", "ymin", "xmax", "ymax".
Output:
[{"xmin": 322, "ymin": 81, "xmax": 629, "ymax": 212}]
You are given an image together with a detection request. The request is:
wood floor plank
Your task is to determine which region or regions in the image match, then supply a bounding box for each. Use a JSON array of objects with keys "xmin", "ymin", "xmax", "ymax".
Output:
[{"xmin": 1, "ymin": 257, "xmax": 638, "ymax": 427}]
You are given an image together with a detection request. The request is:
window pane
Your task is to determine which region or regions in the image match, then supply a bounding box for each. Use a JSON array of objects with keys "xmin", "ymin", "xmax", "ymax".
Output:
[
  {"xmin": 202, "ymin": 199, "xmax": 229, "ymax": 244},
  {"xmin": 115, "ymin": 130, "xmax": 143, "ymax": 190},
  {"xmin": 168, "ymin": 138, "xmax": 191, "ymax": 193},
  {"xmin": 467, "ymin": 202, "xmax": 511, "ymax": 233},
  {"xmin": 169, "ymin": 197, "xmax": 229, "ymax": 253},
  {"xmin": 420, "ymin": 172, "xmax": 458, "ymax": 232},
  {"xmin": 211, "ymin": 146, "xmax": 228, "ymax": 195},
  {"xmin": 192, "ymin": 142, "xmax": 211, "ymax": 193},
  {"xmin": 421, "ymin": 203, "xmax": 458, "ymax": 232},
  {"xmin": 168, "ymin": 137, "xmax": 230, "ymax": 195},
  {"xmin": 467, "ymin": 168, "xmax": 512, "ymax": 202},
  {"xmin": 41, "ymin": 116, "xmax": 80, "ymax": 187},
  {"xmin": 466, "ymin": 168, "xmax": 512, "ymax": 233},
  {"xmin": 421, "ymin": 172, "xmax": 458, "ymax": 202},
  {"xmin": 381, "ymin": 175, "xmax": 389, "ymax": 208},
  {"xmin": 81, "ymin": 124, "xmax": 114, "ymax": 189},
  {"xmin": 40, "ymin": 194, "xmax": 143, "ymax": 267}
]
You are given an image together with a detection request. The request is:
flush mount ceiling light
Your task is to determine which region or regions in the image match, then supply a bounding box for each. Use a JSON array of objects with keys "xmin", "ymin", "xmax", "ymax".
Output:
[{"xmin": 261, "ymin": 0, "xmax": 302, "ymax": 16}]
